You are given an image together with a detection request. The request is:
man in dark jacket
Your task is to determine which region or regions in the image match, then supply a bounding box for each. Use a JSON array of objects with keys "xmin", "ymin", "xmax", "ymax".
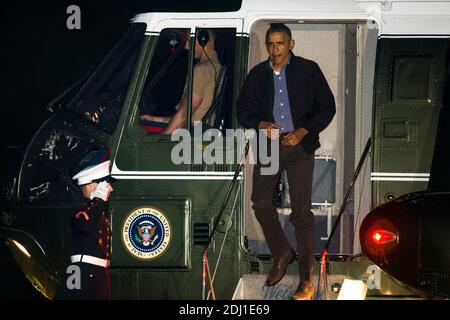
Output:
[
  {"xmin": 236, "ymin": 23, "xmax": 335, "ymax": 300},
  {"xmin": 55, "ymin": 160, "xmax": 114, "ymax": 300}
]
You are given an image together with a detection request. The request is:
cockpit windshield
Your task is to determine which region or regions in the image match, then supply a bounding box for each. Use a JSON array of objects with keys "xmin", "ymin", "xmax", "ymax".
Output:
[{"xmin": 66, "ymin": 23, "xmax": 146, "ymax": 134}]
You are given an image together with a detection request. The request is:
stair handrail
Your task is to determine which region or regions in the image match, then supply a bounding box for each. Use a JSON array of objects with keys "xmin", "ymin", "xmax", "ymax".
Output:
[
  {"xmin": 316, "ymin": 137, "xmax": 372, "ymax": 300},
  {"xmin": 201, "ymin": 140, "xmax": 250, "ymax": 299}
]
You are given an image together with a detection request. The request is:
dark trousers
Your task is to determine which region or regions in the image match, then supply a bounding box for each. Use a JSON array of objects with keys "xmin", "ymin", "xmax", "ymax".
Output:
[{"xmin": 252, "ymin": 142, "xmax": 315, "ymax": 281}]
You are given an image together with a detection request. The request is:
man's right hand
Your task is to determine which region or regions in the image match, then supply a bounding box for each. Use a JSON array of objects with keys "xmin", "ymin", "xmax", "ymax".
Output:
[{"xmin": 258, "ymin": 121, "xmax": 281, "ymax": 139}]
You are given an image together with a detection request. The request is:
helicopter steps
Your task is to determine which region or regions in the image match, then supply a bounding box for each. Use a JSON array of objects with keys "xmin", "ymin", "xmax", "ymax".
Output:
[
  {"xmin": 232, "ymin": 274, "xmax": 346, "ymax": 300},
  {"xmin": 231, "ymin": 258, "xmax": 423, "ymax": 300}
]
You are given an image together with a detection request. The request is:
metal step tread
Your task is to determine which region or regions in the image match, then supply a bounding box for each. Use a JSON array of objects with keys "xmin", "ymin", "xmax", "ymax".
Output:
[
  {"xmin": 232, "ymin": 274, "xmax": 345, "ymax": 300},
  {"xmin": 232, "ymin": 272, "xmax": 422, "ymax": 300}
]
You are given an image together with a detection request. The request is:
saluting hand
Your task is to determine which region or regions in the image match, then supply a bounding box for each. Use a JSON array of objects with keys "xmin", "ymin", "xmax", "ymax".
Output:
[
  {"xmin": 282, "ymin": 128, "xmax": 308, "ymax": 146},
  {"xmin": 90, "ymin": 181, "xmax": 113, "ymax": 202},
  {"xmin": 258, "ymin": 121, "xmax": 281, "ymax": 139}
]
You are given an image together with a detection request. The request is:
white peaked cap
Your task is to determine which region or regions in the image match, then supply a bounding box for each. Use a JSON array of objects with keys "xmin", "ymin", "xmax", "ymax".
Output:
[{"xmin": 72, "ymin": 160, "xmax": 111, "ymax": 185}]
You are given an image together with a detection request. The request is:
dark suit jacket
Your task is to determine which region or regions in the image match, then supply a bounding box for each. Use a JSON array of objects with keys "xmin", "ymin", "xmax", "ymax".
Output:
[{"xmin": 236, "ymin": 54, "xmax": 336, "ymax": 153}]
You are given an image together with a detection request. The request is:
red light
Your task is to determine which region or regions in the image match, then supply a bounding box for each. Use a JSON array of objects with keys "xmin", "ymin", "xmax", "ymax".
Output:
[
  {"xmin": 371, "ymin": 229, "xmax": 397, "ymax": 245},
  {"xmin": 373, "ymin": 232, "xmax": 382, "ymax": 242}
]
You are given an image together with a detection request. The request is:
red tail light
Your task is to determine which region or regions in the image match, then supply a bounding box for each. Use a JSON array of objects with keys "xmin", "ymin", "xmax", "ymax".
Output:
[
  {"xmin": 371, "ymin": 229, "xmax": 397, "ymax": 245},
  {"xmin": 361, "ymin": 217, "xmax": 399, "ymax": 257}
]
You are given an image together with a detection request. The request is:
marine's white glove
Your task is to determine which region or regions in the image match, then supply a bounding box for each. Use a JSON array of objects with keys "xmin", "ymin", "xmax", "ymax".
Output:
[{"xmin": 90, "ymin": 181, "xmax": 112, "ymax": 201}]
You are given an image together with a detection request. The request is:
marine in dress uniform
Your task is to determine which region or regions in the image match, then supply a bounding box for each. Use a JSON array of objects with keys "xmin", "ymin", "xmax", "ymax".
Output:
[{"xmin": 55, "ymin": 160, "xmax": 114, "ymax": 300}]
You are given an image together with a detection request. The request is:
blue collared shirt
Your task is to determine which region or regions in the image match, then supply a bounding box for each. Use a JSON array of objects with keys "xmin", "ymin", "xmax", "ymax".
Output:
[{"xmin": 271, "ymin": 55, "xmax": 295, "ymax": 133}]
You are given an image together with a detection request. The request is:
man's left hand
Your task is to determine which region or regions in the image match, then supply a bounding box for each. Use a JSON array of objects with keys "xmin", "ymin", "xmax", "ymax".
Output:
[{"xmin": 282, "ymin": 128, "xmax": 308, "ymax": 146}]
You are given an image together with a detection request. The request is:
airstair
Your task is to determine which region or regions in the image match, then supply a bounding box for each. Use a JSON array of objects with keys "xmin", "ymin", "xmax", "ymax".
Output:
[{"xmin": 232, "ymin": 257, "xmax": 422, "ymax": 300}]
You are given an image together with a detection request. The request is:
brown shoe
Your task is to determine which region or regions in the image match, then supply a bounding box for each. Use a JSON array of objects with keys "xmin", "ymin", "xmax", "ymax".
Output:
[
  {"xmin": 291, "ymin": 280, "xmax": 315, "ymax": 300},
  {"xmin": 266, "ymin": 248, "xmax": 296, "ymax": 286}
]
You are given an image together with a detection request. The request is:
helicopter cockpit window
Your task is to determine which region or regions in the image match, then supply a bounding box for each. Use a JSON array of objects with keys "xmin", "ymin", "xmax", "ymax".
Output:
[
  {"xmin": 67, "ymin": 23, "xmax": 146, "ymax": 135},
  {"xmin": 19, "ymin": 115, "xmax": 98, "ymax": 203},
  {"xmin": 138, "ymin": 28, "xmax": 236, "ymax": 135},
  {"xmin": 138, "ymin": 28, "xmax": 190, "ymax": 134}
]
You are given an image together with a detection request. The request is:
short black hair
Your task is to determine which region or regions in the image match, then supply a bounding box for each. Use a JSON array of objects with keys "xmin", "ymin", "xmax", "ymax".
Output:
[{"xmin": 266, "ymin": 23, "xmax": 292, "ymax": 42}]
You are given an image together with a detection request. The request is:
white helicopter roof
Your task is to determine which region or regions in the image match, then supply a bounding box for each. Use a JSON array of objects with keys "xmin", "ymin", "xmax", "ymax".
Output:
[{"xmin": 132, "ymin": 0, "xmax": 450, "ymax": 37}]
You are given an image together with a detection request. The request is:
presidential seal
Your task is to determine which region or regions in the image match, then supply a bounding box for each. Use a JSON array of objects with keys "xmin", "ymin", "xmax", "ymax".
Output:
[{"xmin": 122, "ymin": 207, "xmax": 171, "ymax": 260}]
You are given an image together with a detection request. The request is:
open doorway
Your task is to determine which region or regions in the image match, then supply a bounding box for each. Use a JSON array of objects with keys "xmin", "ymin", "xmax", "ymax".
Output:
[{"xmin": 243, "ymin": 21, "xmax": 376, "ymax": 257}]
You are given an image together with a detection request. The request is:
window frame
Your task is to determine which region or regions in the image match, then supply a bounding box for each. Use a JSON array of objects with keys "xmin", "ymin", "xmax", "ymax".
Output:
[{"xmin": 127, "ymin": 20, "xmax": 243, "ymax": 143}]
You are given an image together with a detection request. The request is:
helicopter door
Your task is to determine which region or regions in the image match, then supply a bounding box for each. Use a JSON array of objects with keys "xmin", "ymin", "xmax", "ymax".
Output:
[{"xmin": 371, "ymin": 39, "xmax": 449, "ymax": 207}]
